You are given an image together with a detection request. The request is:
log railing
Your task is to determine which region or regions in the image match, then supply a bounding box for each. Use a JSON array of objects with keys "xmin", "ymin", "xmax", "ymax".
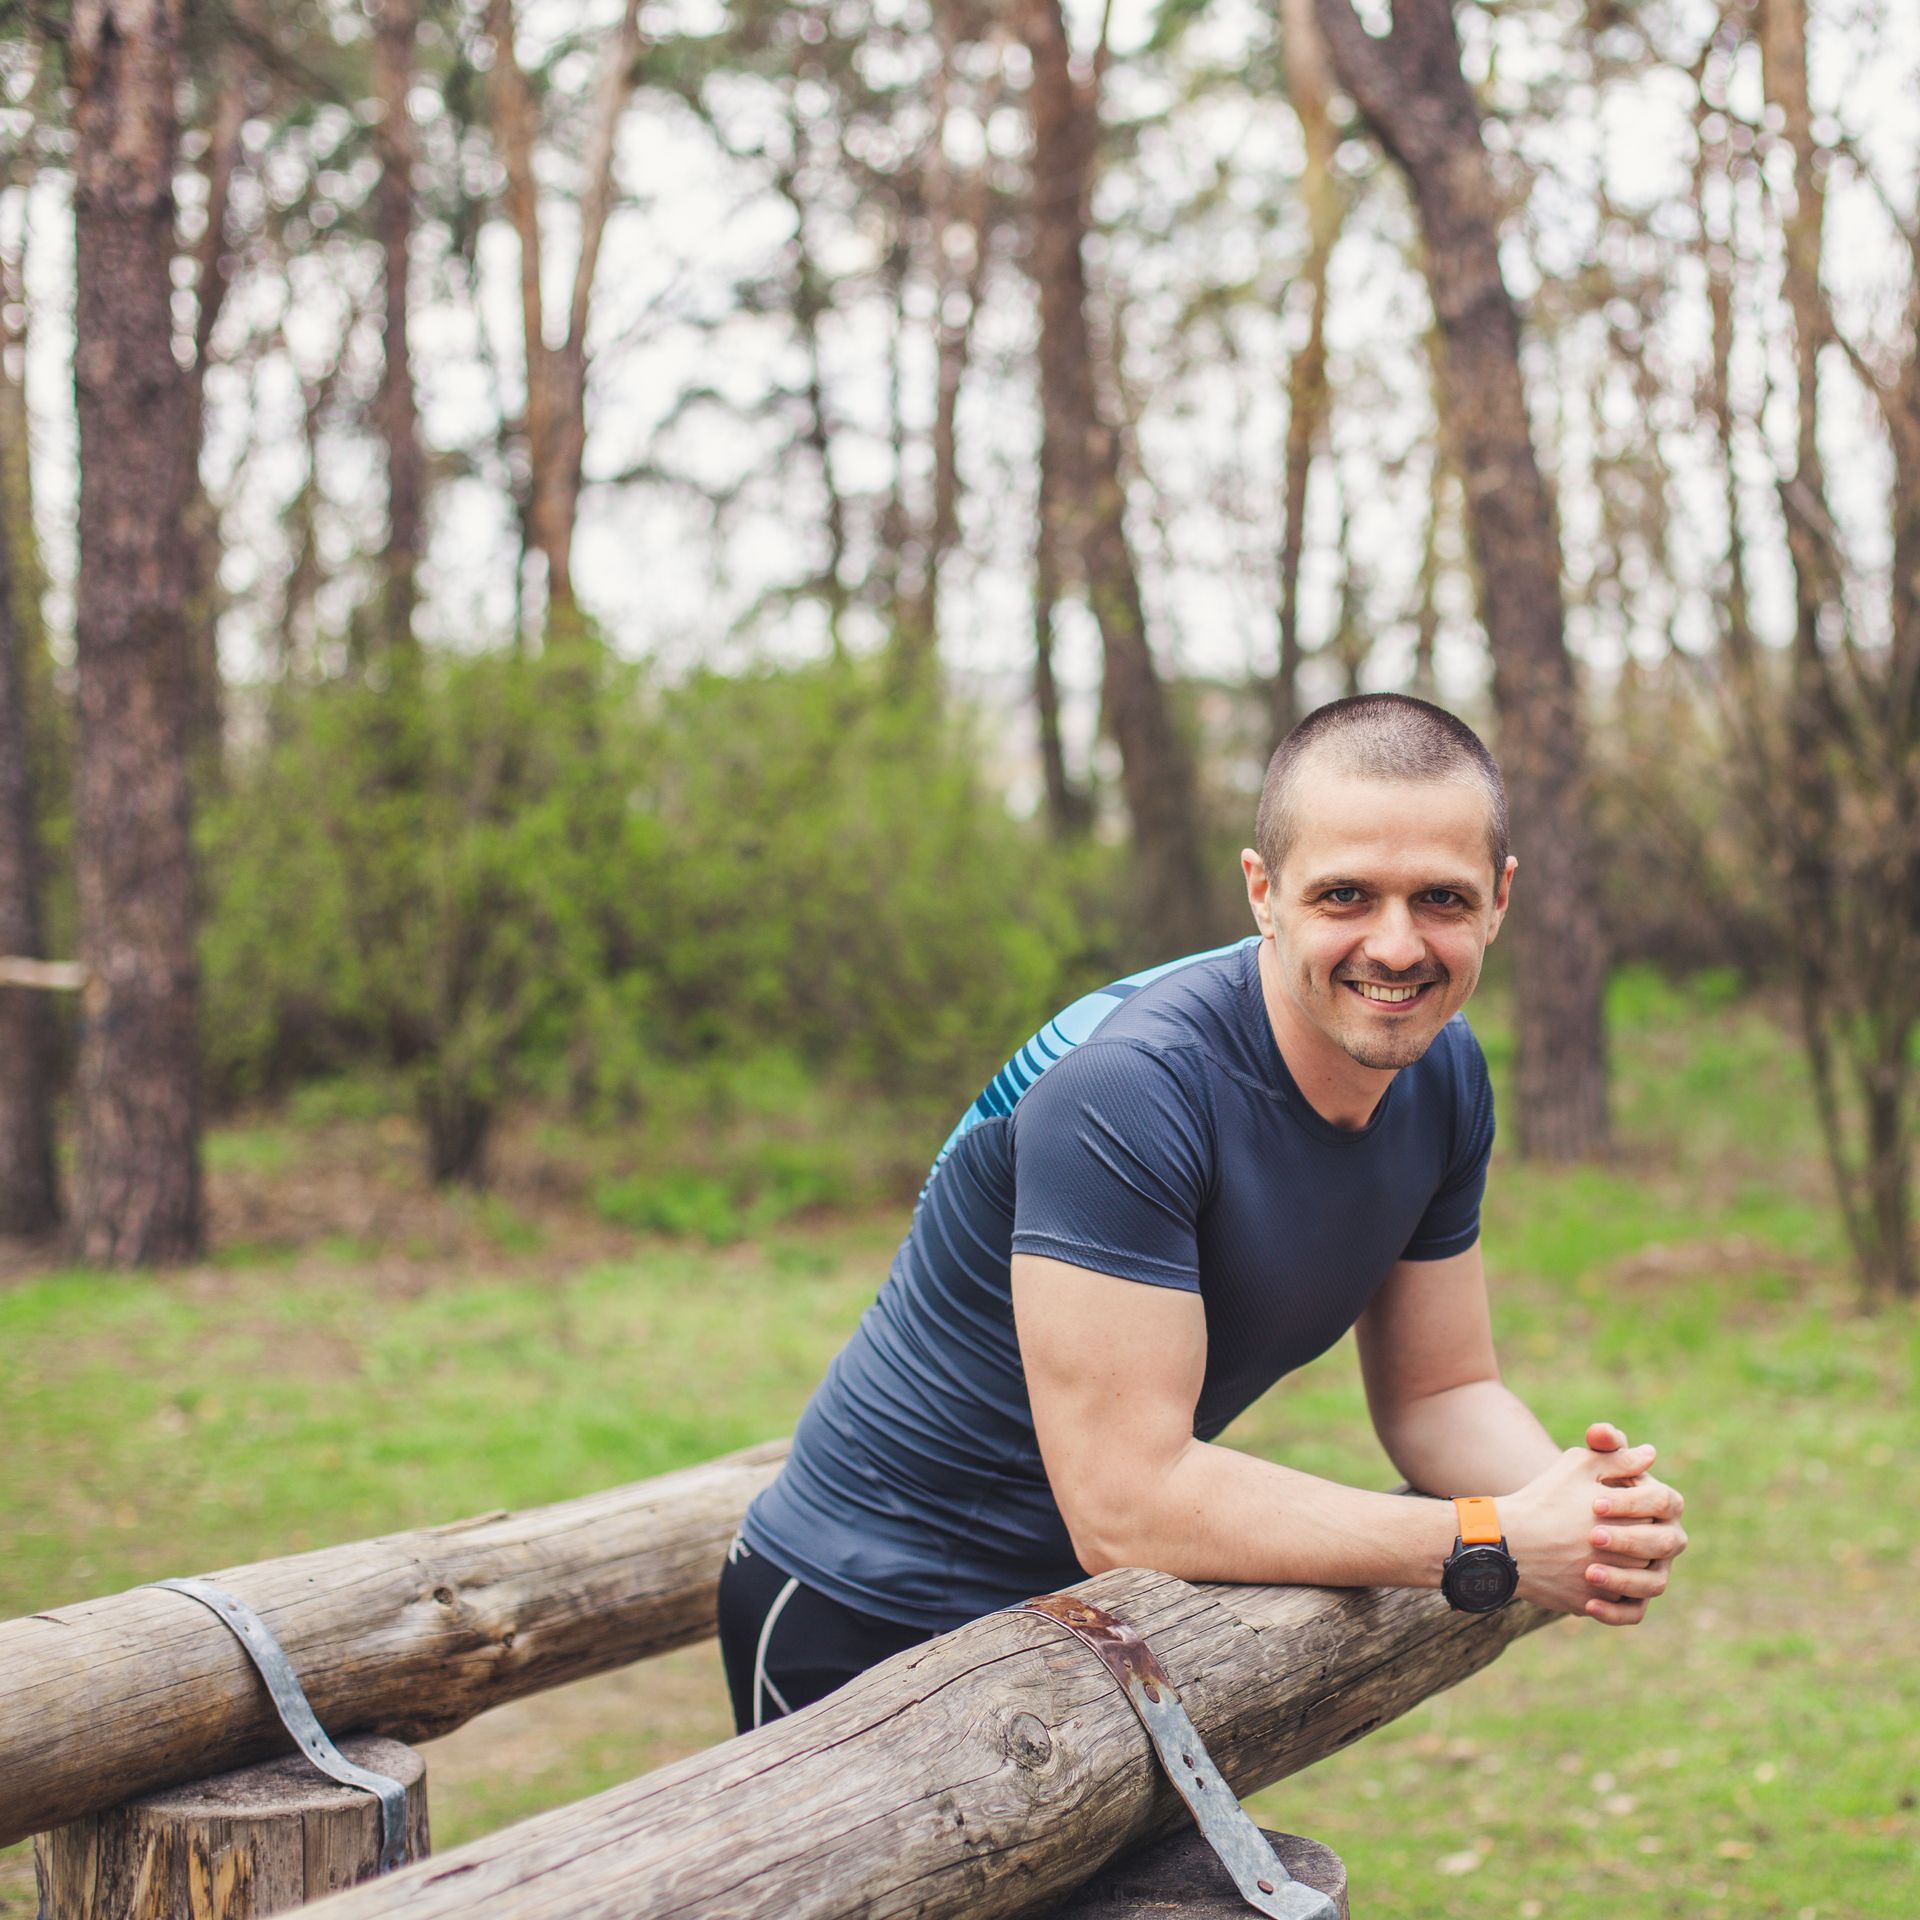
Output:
[
  {"xmin": 298, "ymin": 1563, "xmax": 1551, "ymax": 1919},
  {"xmin": 0, "ymin": 1439, "xmax": 787, "ymax": 1848},
  {"xmin": 7, "ymin": 1437, "xmax": 1553, "ymax": 1919}
]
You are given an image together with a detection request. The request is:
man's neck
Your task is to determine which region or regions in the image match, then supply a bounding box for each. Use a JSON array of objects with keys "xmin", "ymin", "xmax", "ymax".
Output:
[{"xmin": 1255, "ymin": 937, "xmax": 1398, "ymax": 1131}]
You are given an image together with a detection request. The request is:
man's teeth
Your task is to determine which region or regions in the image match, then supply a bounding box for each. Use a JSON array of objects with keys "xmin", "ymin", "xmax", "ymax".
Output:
[{"xmin": 1350, "ymin": 982, "xmax": 1424, "ymax": 1003}]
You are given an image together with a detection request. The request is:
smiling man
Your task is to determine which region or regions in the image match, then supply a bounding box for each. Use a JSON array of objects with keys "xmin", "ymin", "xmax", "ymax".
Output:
[{"xmin": 718, "ymin": 694, "xmax": 1688, "ymax": 1732}]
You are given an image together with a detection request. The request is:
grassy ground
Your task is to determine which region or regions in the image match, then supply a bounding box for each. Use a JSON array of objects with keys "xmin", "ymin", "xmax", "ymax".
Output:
[{"xmin": 1, "ymin": 971, "xmax": 1914, "ymax": 1917}]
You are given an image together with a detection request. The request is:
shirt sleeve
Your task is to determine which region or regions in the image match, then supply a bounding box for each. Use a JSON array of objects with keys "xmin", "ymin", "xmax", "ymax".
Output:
[
  {"xmin": 1399, "ymin": 1025, "xmax": 1496, "ymax": 1261},
  {"xmin": 1009, "ymin": 1041, "xmax": 1214, "ymax": 1292}
]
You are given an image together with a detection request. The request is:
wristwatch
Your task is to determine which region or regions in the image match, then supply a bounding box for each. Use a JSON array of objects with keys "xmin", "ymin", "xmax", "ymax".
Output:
[{"xmin": 1441, "ymin": 1495, "xmax": 1519, "ymax": 1613}]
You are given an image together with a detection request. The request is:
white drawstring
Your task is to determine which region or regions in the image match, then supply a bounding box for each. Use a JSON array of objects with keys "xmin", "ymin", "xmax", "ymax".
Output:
[{"xmin": 751, "ymin": 1576, "xmax": 800, "ymax": 1729}]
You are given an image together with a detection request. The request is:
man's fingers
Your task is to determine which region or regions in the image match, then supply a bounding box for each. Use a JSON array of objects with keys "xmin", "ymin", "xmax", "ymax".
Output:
[
  {"xmin": 1583, "ymin": 1593, "xmax": 1649, "ymax": 1626},
  {"xmin": 1591, "ymin": 1521, "xmax": 1688, "ymax": 1562},
  {"xmin": 1592, "ymin": 1442, "xmax": 1656, "ymax": 1481},
  {"xmin": 1585, "ymin": 1561, "xmax": 1669, "ymax": 1600},
  {"xmin": 1594, "ymin": 1480, "xmax": 1685, "ymax": 1521},
  {"xmin": 1586, "ymin": 1422, "xmax": 1629, "ymax": 1451}
]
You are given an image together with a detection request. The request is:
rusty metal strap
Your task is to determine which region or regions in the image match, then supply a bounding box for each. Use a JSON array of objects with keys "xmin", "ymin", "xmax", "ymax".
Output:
[
  {"xmin": 146, "ymin": 1578, "xmax": 407, "ymax": 1873},
  {"xmin": 1007, "ymin": 1594, "xmax": 1338, "ymax": 1920}
]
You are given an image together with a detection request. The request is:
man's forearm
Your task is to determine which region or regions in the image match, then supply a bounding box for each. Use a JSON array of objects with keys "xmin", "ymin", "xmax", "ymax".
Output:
[
  {"xmin": 1076, "ymin": 1439, "xmax": 1461, "ymax": 1591},
  {"xmin": 1373, "ymin": 1379, "xmax": 1560, "ymax": 1497}
]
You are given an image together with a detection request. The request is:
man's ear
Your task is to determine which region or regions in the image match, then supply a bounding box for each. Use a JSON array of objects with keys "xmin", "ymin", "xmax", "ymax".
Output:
[
  {"xmin": 1241, "ymin": 848, "xmax": 1274, "ymax": 938},
  {"xmin": 1486, "ymin": 855, "xmax": 1518, "ymax": 941}
]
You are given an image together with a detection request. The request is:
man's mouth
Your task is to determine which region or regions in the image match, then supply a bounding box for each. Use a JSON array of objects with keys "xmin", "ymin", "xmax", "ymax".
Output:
[{"xmin": 1341, "ymin": 980, "xmax": 1437, "ymax": 1007}]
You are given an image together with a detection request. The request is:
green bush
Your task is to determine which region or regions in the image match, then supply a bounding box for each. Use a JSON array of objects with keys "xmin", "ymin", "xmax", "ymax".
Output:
[{"xmin": 201, "ymin": 655, "xmax": 1118, "ymax": 1186}]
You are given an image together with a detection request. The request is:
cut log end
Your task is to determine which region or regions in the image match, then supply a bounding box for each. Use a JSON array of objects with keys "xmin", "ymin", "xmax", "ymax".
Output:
[{"xmin": 34, "ymin": 1736, "xmax": 429, "ymax": 1920}]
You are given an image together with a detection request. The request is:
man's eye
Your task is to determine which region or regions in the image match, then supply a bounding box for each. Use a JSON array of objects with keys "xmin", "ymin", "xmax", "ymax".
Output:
[
  {"xmin": 1422, "ymin": 890, "xmax": 1465, "ymax": 908},
  {"xmin": 1324, "ymin": 887, "xmax": 1363, "ymax": 905}
]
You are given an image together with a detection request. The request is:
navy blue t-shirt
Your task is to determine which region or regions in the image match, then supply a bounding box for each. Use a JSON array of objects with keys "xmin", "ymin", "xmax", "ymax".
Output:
[{"xmin": 740, "ymin": 938, "xmax": 1495, "ymax": 1631}]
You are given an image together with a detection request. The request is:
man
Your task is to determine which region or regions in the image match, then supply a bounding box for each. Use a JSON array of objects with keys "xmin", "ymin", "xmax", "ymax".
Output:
[{"xmin": 719, "ymin": 694, "xmax": 1688, "ymax": 1733}]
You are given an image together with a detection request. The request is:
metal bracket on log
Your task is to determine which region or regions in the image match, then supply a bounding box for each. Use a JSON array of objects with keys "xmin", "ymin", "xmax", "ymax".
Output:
[
  {"xmin": 145, "ymin": 1578, "xmax": 409, "ymax": 1873},
  {"xmin": 1007, "ymin": 1594, "xmax": 1339, "ymax": 1920}
]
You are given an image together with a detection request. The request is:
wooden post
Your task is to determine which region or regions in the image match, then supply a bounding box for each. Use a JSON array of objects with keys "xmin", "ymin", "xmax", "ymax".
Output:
[
  {"xmin": 34, "ymin": 1737, "xmax": 428, "ymax": 1920},
  {"xmin": 0, "ymin": 1439, "xmax": 787, "ymax": 1848},
  {"xmin": 1048, "ymin": 1828, "xmax": 1350, "ymax": 1917}
]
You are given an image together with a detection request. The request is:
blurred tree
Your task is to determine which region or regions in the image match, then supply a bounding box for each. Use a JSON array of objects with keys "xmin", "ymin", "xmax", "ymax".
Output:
[
  {"xmin": 484, "ymin": 0, "xmax": 643, "ymax": 644},
  {"xmin": 0, "ymin": 424, "xmax": 59, "ymax": 1237},
  {"xmin": 1699, "ymin": 0, "xmax": 1918, "ymax": 1296},
  {"xmin": 1017, "ymin": 0, "xmax": 1209, "ymax": 947},
  {"xmin": 1314, "ymin": 0, "xmax": 1610, "ymax": 1162},
  {"xmin": 68, "ymin": 0, "xmax": 205, "ymax": 1261},
  {"xmin": 1269, "ymin": 0, "xmax": 1347, "ymax": 747},
  {"xmin": 177, "ymin": 18, "xmax": 255, "ymax": 783},
  {"xmin": 371, "ymin": 0, "xmax": 424, "ymax": 661}
]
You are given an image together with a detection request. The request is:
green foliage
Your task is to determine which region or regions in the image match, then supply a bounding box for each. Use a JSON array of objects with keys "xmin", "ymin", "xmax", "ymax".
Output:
[{"xmin": 201, "ymin": 656, "xmax": 1117, "ymax": 1183}]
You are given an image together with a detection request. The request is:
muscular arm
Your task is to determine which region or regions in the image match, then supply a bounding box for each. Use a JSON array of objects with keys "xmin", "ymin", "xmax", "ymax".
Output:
[
  {"xmin": 1354, "ymin": 1244, "xmax": 1560, "ymax": 1495},
  {"xmin": 1012, "ymin": 1250, "xmax": 1688, "ymax": 1620},
  {"xmin": 1012, "ymin": 1253, "xmax": 1461, "ymax": 1591}
]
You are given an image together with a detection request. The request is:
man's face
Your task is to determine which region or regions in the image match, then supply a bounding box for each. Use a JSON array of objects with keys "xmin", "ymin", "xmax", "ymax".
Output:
[{"xmin": 1244, "ymin": 770, "xmax": 1515, "ymax": 1073}]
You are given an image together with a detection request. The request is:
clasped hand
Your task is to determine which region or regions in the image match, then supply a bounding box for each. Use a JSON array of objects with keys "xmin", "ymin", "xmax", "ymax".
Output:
[{"xmin": 1504, "ymin": 1421, "xmax": 1689, "ymax": 1627}]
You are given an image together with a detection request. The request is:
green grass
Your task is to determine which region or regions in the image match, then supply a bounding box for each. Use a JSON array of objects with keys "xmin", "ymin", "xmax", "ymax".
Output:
[{"xmin": 1, "ymin": 969, "xmax": 1914, "ymax": 1917}]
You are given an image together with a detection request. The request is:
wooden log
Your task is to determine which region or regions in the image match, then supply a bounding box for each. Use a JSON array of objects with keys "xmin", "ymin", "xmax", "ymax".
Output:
[
  {"xmin": 0, "ymin": 1440, "xmax": 786, "ymax": 1849},
  {"xmin": 0, "ymin": 955, "xmax": 87, "ymax": 992},
  {"xmin": 35, "ymin": 1736, "xmax": 429, "ymax": 1920},
  {"xmin": 301, "ymin": 1563, "xmax": 1551, "ymax": 1920},
  {"xmin": 1043, "ymin": 1828, "xmax": 1349, "ymax": 1917}
]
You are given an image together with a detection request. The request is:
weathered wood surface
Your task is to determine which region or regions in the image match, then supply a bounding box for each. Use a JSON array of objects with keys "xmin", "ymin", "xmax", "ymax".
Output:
[
  {"xmin": 305, "ymin": 1564, "xmax": 1550, "ymax": 1920},
  {"xmin": 1042, "ymin": 1827, "xmax": 1349, "ymax": 1917},
  {"xmin": 35, "ymin": 1737, "xmax": 429, "ymax": 1920},
  {"xmin": 0, "ymin": 1440, "xmax": 786, "ymax": 1848}
]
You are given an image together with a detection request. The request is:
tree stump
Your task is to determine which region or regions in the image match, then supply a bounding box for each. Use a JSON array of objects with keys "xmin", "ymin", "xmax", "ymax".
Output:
[
  {"xmin": 1043, "ymin": 1827, "xmax": 1350, "ymax": 1917},
  {"xmin": 34, "ymin": 1737, "xmax": 428, "ymax": 1920}
]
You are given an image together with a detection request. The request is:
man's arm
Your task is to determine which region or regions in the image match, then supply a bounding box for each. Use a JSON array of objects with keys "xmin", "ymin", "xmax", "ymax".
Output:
[
  {"xmin": 1353, "ymin": 1244, "xmax": 1559, "ymax": 1494},
  {"xmin": 1011, "ymin": 1252, "xmax": 1687, "ymax": 1623}
]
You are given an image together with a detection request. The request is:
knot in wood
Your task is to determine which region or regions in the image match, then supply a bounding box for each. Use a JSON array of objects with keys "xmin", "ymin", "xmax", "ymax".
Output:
[{"xmin": 1005, "ymin": 1709, "xmax": 1054, "ymax": 1770}]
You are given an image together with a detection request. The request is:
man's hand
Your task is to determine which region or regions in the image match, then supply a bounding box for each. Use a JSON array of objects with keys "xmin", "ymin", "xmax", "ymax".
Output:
[{"xmin": 1502, "ymin": 1423, "xmax": 1689, "ymax": 1627}]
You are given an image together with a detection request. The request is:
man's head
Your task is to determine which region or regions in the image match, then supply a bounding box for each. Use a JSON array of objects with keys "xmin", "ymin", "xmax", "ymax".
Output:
[{"xmin": 1243, "ymin": 695, "xmax": 1517, "ymax": 1075}]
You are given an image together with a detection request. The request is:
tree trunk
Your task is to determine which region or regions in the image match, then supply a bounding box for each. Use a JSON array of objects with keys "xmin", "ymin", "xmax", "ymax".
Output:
[
  {"xmin": 69, "ymin": 0, "xmax": 205, "ymax": 1264},
  {"xmin": 300, "ymin": 1563, "xmax": 1548, "ymax": 1920},
  {"xmin": 179, "ymin": 41, "xmax": 248, "ymax": 787},
  {"xmin": 1018, "ymin": 0, "xmax": 1209, "ymax": 949},
  {"xmin": 1756, "ymin": 0, "xmax": 1917, "ymax": 1298},
  {"xmin": 1270, "ymin": 0, "xmax": 1344, "ymax": 748},
  {"xmin": 0, "ymin": 426, "xmax": 60, "ymax": 1238},
  {"xmin": 1033, "ymin": 441, "xmax": 1090, "ymax": 837},
  {"xmin": 372, "ymin": 0, "xmax": 424, "ymax": 660},
  {"xmin": 0, "ymin": 1440, "xmax": 789, "ymax": 1848},
  {"xmin": 486, "ymin": 0, "xmax": 640, "ymax": 638},
  {"xmin": 1313, "ymin": 0, "xmax": 1608, "ymax": 1161}
]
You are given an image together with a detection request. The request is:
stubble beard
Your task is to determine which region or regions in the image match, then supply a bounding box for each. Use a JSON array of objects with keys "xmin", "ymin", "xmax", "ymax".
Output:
[{"xmin": 1317, "ymin": 970, "xmax": 1455, "ymax": 1072}]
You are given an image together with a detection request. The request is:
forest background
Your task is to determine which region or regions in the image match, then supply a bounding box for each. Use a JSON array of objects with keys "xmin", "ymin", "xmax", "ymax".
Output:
[{"xmin": 0, "ymin": 0, "xmax": 1915, "ymax": 1914}]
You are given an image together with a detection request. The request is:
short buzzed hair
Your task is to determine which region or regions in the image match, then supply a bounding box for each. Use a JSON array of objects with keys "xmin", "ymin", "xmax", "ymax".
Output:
[{"xmin": 1256, "ymin": 694, "xmax": 1509, "ymax": 882}]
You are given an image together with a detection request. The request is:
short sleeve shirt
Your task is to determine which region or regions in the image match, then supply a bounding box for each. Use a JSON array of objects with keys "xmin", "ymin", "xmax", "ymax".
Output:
[{"xmin": 740, "ymin": 938, "xmax": 1495, "ymax": 1631}]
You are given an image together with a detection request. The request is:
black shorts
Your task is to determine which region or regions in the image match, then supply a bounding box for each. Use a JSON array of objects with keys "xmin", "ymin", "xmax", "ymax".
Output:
[{"xmin": 716, "ymin": 1537, "xmax": 933, "ymax": 1735}]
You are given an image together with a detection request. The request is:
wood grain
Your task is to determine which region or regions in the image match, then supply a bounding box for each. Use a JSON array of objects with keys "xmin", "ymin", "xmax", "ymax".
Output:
[
  {"xmin": 0, "ymin": 1441, "xmax": 785, "ymax": 1848},
  {"xmin": 302, "ymin": 1565, "xmax": 1549, "ymax": 1920},
  {"xmin": 34, "ymin": 1736, "xmax": 429, "ymax": 1919}
]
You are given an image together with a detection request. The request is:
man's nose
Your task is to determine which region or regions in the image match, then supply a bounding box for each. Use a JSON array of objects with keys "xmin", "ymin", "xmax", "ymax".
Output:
[{"xmin": 1362, "ymin": 901, "xmax": 1426, "ymax": 974}]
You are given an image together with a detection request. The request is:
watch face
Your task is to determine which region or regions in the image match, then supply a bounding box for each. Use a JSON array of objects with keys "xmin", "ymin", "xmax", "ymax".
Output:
[{"xmin": 1446, "ymin": 1545, "xmax": 1517, "ymax": 1613}]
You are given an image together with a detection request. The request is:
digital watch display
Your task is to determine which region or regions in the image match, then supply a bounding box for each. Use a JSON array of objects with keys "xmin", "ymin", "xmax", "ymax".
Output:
[{"xmin": 1441, "ymin": 1494, "xmax": 1518, "ymax": 1614}]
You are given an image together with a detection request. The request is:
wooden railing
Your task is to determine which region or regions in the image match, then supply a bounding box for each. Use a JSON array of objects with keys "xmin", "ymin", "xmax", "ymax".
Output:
[{"xmin": 6, "ymin": 1442, "xmax": 1550, "ymax": 1918}]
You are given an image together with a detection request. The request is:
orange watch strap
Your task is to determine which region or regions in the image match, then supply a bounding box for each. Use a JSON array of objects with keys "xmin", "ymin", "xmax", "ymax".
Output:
[{"xmin": 1453, "ymin": 1495, "xmax": 1502, "ymax": 1545}]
